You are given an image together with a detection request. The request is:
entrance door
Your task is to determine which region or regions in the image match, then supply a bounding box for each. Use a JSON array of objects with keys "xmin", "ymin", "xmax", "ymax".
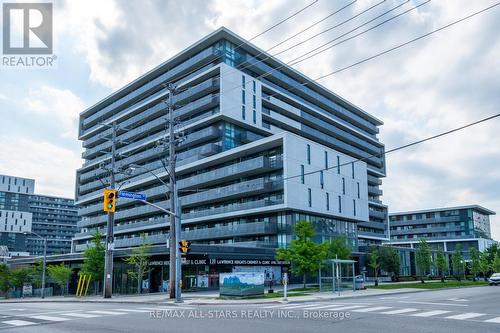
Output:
[{"xmin": 149, "ymin": 267, "xmax": 162, "ymax": 293}]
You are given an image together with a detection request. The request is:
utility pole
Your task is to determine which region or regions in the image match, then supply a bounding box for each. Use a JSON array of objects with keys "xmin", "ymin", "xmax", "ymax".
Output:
[
  {"xmin": 165, "ymin": 84, "xmax": 181, "ymax": 301},
  {"xmin": 103, "ymin": 121, "xmax": 117, "ymax": 298}
]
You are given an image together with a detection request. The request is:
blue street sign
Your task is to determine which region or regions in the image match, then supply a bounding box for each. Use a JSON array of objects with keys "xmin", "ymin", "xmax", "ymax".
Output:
[{"xmin": 118, "ymin": 191, "xmax": 147, "ymax": 201}]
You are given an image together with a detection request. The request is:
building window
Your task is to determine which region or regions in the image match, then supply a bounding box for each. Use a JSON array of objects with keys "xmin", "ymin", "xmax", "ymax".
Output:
[
  {"xmin": 353, "ymin": 199, "xmax": 356, "ymax": 216},
  {"xmin": 241, "ymin": 105, "xmax": 246, "ymax": 120},
  {"xmin": 308, "ymin": 188, "xmax": 312, "ymax": 207},
  {"xmin": 337, "ymin": 156, "xmax": 340, "ymax": 174},
  {"xmin": 320, "ymin": 171, "xmax": 324, "ymax": 189},
  {"xmin": 241, "ymin": 75, "xmax": 245, "ymax": 87},
  {"xmin": 338, "ymin": 196, "xmax": 342, "ymax": 213},
  {"xmin": 357, "ymin": 182, "xmax": 360, "ymax": 199},
  {"xmin": 326, "ymin": 193, "xmax": 330, "ymax": 211},
  {"xmin": 301, "ymin": 165, "xmax": 305, "ymax": 184},
  {"xmin": 252, "ymin": 95, "xmax": 256, "ymax": 109},
  {"xmin": 252, "ymin": 80, "xmax": 256, "ymax": 93},
  {"xmin": 324, "ymin": 151, "xmax": 328, "ymax": 169},
  {"xmin": 241, "ymin": 90, "xmax": 245, "ymax": 104},
  {"xmin": 253, "ymin": 109, "xmax": 257, "ymax": 124},
  {"xmin": 351, "ymin": 162, "xmax": 355, "ymax": 179},
  {"xmin": 307, "ymin": 144, "xmax": 311, "ymax": 164},
  {"xmin": 342, "ymin": 178, "xmax": 345, "ymax": 195}
]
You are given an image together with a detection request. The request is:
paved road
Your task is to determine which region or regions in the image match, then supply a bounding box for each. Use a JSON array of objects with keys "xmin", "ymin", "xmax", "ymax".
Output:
[{"xmin": 1, "ymin": 286, "xmax": 499, "ymax": 332}]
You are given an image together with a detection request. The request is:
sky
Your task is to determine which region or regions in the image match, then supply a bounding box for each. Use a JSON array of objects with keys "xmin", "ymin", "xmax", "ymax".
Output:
[{"xmin": 0, "ymin": 0, "xmax": 499, "ymax": 239}]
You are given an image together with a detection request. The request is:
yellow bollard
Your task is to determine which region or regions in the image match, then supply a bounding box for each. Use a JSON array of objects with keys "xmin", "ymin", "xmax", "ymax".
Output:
[
  {"xmin": 84, "ymin": 274, "xmax": 91, "ymax": 297},
  {"xmin": 76, "ymin": 275, "xmax": 83, "ymax": 297}
]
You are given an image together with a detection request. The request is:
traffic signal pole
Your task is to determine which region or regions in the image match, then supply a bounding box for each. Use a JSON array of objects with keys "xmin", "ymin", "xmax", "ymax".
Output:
[{"xmin": 103, "ymin": 121, "xmax": 117, "ymax": 299}]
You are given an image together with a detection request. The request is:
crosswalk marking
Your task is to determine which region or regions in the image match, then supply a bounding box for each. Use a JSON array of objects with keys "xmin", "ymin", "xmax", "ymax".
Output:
[
  {"xmin": 485, "ymin": 317, "xmax": 500, "ymax": 323},
  {"xmin": 88, "ymin": 310, "xmax": 127, "ymax": 315},
  {"xmin": 352, "ymin": 306, "xmax": 392, "ymax": 313},
  {"xmin": 380, "ymin": 308, "xmax": 418, "ymax": 315},
  {"xmin": 445, "ymin": 313, "xmax": 485, "ymax": 320},
  {"xmin": 277, "ymin": 304, "xmax": 323, "ymax": 309},
  {"xmin": 63, "ymin": 313, "xmax": 103, "ymax": 318},
  {"xmin": 138, "ymin": 306, "xmax": 194, "ymax": 311},
  {"xmin": 323, "ymin": 305, "xmax": 366, "ymax": 311},
  {"xmin": 115, "ymin": 309, "xmax": 152, "ymax": 313},
  {"xmin": 412, "ymin": 310, "xmax": 451, "ymax": 317},
  {"xmin": 2, "ymin": 320, "xmax": 36, "ymax": 326},
  {"xmin": 28, "ymin": 315, "xmax": 70, "ymax": 322},
  {"xmin": 304, "ymin": 304, "xmax": 349, "ymax": 310}
]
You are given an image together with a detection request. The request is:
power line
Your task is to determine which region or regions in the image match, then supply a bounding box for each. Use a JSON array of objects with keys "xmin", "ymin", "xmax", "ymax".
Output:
[
  {"xmin": 315, "ymin": 1, "xmax": 500, "ymax": 79},
  {"xmin": 217, "ymin": 0, "xmax": 420, "ymax": 97},
  {"xmin": 292, "ymin": 112, "xmax": 500, "ymax": 182}
]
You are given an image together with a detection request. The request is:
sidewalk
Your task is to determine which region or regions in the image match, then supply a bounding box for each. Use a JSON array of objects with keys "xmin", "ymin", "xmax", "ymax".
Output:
[{"xmin": 0, "ymin": 287, "xmax": 426, "ymax": 305}]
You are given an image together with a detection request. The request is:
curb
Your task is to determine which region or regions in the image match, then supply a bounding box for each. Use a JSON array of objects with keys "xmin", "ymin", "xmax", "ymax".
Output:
[{"xmin": 0, "ymin": 285, "xmax": 489, "ymax": 306}]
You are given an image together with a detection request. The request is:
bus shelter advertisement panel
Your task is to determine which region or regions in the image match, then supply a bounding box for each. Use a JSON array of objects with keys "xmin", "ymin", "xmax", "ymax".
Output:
[{"xmin": 219, "ymin": 272, "xmax": 265, "ymax": 296}]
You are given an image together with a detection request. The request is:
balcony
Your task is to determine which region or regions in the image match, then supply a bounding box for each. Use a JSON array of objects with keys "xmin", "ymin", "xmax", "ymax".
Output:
[
  {"xmin": 180, "ymin": 178, "xmax": 283, "ymax": 207},
  {"xmin": 368, "ymin": 185, "xmax": 383, "ymax": 196},
  {"xmin": 369, "ymin": 209, "xmax": 387, "ymax": 220},
  {"xmin": 219, "ymin": 240, "xmax": 277, "ymax": 248},
  {"xmin": 178, "ymin": 156, "xmax": 283, "ymax": 189},
  {"xmin": 183, "ymin": 222, "xmax": 277, "ymax": 241},
  {"xmin": 182, "ymin": 199, "xmax": 284, "ymax": 220}
]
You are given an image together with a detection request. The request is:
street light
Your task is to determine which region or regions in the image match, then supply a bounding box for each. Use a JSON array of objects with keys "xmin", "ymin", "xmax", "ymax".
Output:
[{"xmin": 24, "ymin": 231, "xmax": 47, "ymax": 299}]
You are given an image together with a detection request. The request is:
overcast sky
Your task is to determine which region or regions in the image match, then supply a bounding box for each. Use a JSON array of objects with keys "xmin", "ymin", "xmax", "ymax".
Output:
[{"xmin": 0, "ymin": 0, "xmax": 499, "ymax": 239}]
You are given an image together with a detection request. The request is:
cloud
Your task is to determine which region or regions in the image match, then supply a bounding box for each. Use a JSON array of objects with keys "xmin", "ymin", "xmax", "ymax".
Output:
[
  {"xmin": 0, "ymin": 136, "xmax": 81, "ymax": 198},
  {"xmin": 22, "ymin": 86, "xmax": 84, "ymax": 139}
]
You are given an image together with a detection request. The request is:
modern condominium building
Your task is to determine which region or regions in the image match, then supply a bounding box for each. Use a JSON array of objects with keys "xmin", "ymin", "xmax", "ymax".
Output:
[
  {"xmin": 0, "ymin": 174, "xmax": 78, "ymax": 257},
  {"xmin": 0, "ymin": 175, "xmax": 34, "ymax": 256},
  {"xmin": 73, "ymin": 27, "xmax": 387, "ymax": 287},
  {"xmin": 389, "ymin": 205, "xmax": 497, "ymax": 257},
  {"xmin": 27, "ymin": 195, "xmax": 79, "ymax": 255}
]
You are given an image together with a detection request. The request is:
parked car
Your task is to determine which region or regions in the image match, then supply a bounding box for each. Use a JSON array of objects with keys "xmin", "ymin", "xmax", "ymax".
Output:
[{"xmin": 488, "ymin": 273, "xmax": 500, "ymax": 286}]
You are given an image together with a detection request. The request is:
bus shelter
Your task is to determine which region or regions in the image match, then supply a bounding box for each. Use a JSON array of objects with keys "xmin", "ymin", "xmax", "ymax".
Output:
[{"xmin": 319, "ymin": 259, "xmax": 356, "ymax": 294}]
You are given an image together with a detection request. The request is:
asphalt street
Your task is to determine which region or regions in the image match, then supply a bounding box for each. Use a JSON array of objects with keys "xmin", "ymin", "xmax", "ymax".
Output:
[{"xmin": 0, "ymin": 286, "xmax": 499, "ymax": 332}]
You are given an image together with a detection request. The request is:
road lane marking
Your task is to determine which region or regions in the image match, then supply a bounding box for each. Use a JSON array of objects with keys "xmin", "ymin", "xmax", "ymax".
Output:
[
  {"xmin": 88, "ymin": 310, "xmax": 127, "ymax": 315},
  {"xmin": 2, "ymin": 320, "xmax": 36, "ymax": 326},
  {"xmin": 380, "ymin": 308, "xmax": 418, "ymax": 315},
  {"xmin": 412, "ymin": 310, "xmax": 451, "ymax": 317},
  {"xmin": 27, "ymin": 315, "xmax": 70, "ymax": 322},
  {"xmin": 399, "ymin": 301, "xmax": 468, "ymax": 307},
  {"xmin": 63, "ymin": 313, "xmax": 103, "ymax": 318},
  {"xmin": 445, "ymin": 313, "xmax": 485, "ymax": 320},
  {"xmin": 484, "ymin": 317, "xmax": 500, "ymax": 323},
  {"xmin": 352, "ymin": 306, "xmax": 392, "ymax": 313},
  {"xmin": 138, "ymin": 306, "xmax": 194, "ymax": 311}
]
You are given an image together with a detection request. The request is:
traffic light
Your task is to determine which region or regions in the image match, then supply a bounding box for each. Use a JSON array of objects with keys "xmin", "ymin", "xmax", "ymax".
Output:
[
  {"xmin": 103, "ymin": 189, "xmax": 118, "ymax": 213},
  {"xmin": 179, "ymin": 240, "xmax": 191, "ymax": 254}
]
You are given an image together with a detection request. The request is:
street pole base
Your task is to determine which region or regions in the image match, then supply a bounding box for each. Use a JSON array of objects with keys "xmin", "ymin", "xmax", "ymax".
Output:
[
  {"xmin": 282, "ymin": 298, "xmax": 288, "ymax": 302},
  {"xmin": 174, "ymin": 299, "xmax": 184, "ymax": 303}
]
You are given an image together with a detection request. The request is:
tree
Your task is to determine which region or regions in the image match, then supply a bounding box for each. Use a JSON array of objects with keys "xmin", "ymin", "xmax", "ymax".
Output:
[
  {"xmin": 469, "ymin": 248, "xmax": 481, "ymax": 281},
  {"xmin": 28, "ymin": 259, "xmax": 43, "ymax": 289},
  {"xmin": 326, "ymin": 236, "xmax": 351, "ymax": 260},
  {"xmin": 125, "ymin": 234, "xmax": 152, "ymax": 294},
  {"xmin": 47, "ymin": 263, "xmax": 73, "ymax": 296},
  {"xmin": 492, "ymin": 253, "xmax": 500, "ymax": 273},
  {"xmin": 0, "ymin": 264, "xmax": 10, "ymax": 296},
  {"xmin": 415, "ymin": 239, "xmax": 432, "ymax": 283},
  {"xmin": 81, "ymin": 231, "xmax": 105, "ymax": 293},
  {"xmin": 368, "ymin": 248, "xmax": 380, "ymax": 286},
  {"xmin": 435, "ymin": 248, "xmax": 447, "ymax": 282},
  {"xmin": 379, "ymin": 246, "xmax": 400, "ymax": 280},
  {"xmin": 452, "ymin": 244, "xmax": 464, "ymax": 281},
  {"xmin": 276, "ymin": 220, "xmax": 327, "ymax": 288},
  {"xmin": 9, "ymin": 267, "xmax": 32, "ymax": 291},
  {"xmin": 479, "ymin": 252, "xmax": 491, "ymax": 281}
]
